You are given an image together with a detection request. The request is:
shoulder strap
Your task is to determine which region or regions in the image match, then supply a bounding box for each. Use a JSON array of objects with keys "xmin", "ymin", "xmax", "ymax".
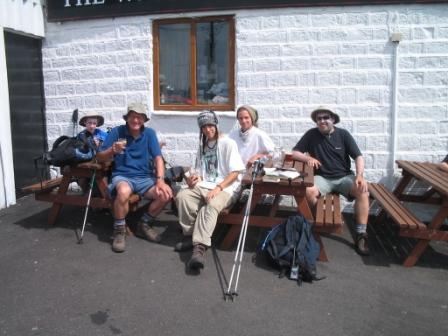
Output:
[{"xmin": 52, "ymin": 135, "xmax": 70, "ymax": 150}]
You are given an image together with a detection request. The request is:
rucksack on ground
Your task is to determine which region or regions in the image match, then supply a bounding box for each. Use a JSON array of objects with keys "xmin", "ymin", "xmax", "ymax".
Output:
[{"xmin": 261, "ymin": 214, "xmax": 325, "ymax": 285}]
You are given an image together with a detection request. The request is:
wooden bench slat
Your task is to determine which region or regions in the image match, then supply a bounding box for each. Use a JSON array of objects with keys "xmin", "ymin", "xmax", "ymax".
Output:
[
  {"xmin": 369, "ymin": 183, "xmax": 426, "ymax": 230},
  {"xmin": 315, "ymin": 193, "xmax": 343, "ymax": 232},
  {"xmin": 22, "ymin": 177, "xmax": 63, "ymax": 193},
  {"xmin": 370, "ymin": 183, "xmax": 419, "ymax": 229}
]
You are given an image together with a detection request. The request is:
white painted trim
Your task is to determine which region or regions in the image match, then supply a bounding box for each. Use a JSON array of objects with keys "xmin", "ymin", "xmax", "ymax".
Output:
[{"xmin": 0, "ymin": 27, "xmax": 17, "ymax": 208}]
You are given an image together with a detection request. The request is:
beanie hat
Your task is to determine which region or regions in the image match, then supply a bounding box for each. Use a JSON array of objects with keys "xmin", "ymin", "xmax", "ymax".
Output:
[
  {"xmin": 237, "ymin": 105, "xmax": 258, "ymax": 126},
  {"xmin": 197, "ymin": 110, "xmax": 218, "ymax": 128}
]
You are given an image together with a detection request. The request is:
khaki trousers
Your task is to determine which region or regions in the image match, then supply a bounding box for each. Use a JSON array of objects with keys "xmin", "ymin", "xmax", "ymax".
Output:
[{"xmin": 175, "ymin": 185, "xmax": 233, "ymax": 247}]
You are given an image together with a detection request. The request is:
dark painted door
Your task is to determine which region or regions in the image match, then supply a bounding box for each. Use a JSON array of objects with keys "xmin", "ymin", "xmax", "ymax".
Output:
[{"xmin": 4, "ymin": 31, "xmax": 47, "ymax": 197}]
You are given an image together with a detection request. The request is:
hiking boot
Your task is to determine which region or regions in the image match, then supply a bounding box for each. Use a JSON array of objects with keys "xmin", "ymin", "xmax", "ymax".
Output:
[
  {"xmin": 112, "ymin": 226, "xmax": 126, "ymax": 253},
  {"xmin": 355, "ymin": 233, "xmax": 370, "ymax": 256},
  {"xmin": 174, "ymin": 236, "xmax": 193, "ymax": 252},
  {"xmin": 135, "ymin": 220, "xmax": 162, "ymax": 243},
  {"xmin": 188, "ymin": 243, "xmax": 208, "ymax": 270}
]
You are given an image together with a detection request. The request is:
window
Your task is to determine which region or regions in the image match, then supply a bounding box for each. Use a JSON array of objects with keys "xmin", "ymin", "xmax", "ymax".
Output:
[{"xmin": 153, "ymin": 16, "xmax": 235, "ymax": 111}]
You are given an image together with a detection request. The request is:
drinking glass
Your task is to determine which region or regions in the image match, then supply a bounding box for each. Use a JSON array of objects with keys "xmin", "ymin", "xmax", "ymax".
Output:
[
  {"xmin": 117, "ymin": 138, "xmax": 127, "ymax": 154},
  {"xmin": 272, "ymin": 146, "xmax": 283, "ymax": 169}
]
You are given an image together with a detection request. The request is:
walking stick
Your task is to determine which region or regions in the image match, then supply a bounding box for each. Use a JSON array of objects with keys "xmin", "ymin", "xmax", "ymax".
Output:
[
  {"xmin": 77, "ymin": 167, "xmax": 96, "ymax": 244},
  {"xmin": 224, "ymin": 158, "xmax": 266, "ymax": 301}
]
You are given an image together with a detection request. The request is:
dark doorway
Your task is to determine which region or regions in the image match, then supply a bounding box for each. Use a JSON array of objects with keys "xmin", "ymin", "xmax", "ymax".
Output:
[{"xmin": 4, "ymin": 31, "xmax": 47, "ymax": 197}]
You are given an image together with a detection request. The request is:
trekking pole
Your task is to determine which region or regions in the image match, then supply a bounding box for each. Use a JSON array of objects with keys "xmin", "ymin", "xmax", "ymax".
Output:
[
  {"xmin": 77, "ymin": 167, "xmax": 96, "ymax": 244},
  {"xmin": 72, "ymin": 108, "xmax": 78, "ymax": 137},
  {"xmin": 225, "ymin": 158, "xmax": 266, "ymax": 301}
]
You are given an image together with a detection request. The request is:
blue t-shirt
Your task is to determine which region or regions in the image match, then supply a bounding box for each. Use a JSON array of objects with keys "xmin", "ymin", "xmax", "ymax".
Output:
[{"xmin": 100, "ymin": 125, "xmax": 162, "ymax": 179}]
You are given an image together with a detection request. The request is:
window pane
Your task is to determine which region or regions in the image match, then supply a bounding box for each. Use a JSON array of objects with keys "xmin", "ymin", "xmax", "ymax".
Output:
[
  {"xmin": 159, "ymin": 24, "xmax": 191, "ymax": 105},
  {"xmin": 196, "ymin": 21, "xmax": 229, "ymax": 105}
]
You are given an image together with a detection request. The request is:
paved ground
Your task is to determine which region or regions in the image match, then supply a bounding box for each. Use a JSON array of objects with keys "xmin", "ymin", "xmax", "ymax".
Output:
[{"xmin": 0, "ymin": 195, "xmax": 447, "ymax": 336}]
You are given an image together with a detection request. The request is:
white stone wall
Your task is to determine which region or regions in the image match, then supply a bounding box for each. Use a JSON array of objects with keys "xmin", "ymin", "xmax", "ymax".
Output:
[{"xmin": 42, "ymin": 4, "xmax": 448, "ymax": 183}]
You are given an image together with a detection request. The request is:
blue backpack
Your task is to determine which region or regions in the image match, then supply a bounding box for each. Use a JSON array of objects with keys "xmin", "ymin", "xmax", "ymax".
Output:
[{"xmin": 261, "ymin": 215, "xmax": 324, "ymax": 285}]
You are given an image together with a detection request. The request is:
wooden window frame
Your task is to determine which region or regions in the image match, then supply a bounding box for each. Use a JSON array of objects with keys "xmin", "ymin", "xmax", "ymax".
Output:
[{"xmin": 153, "ymin": 16, "xmax": 235, "ymax": 111}]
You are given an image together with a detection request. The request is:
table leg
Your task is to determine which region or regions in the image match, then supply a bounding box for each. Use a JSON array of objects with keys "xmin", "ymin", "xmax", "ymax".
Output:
[
  {"xmin": 393, "ymin": 172, "xmax": 412, "ymax": 197},
  {"xmin": 47, "ymin": 176, "xmax": 71, "ymax": 225},
  {"xmin": 220, "ymin": 190, "xmax": 263, "ymax": 250},
  {"xmin": 403, "ymin": 202, "xmax": 448, "ymax": 267}
]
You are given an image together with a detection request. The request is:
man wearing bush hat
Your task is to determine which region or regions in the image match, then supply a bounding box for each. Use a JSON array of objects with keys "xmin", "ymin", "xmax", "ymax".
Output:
[
  {"xmin": 97, "ymin": 102, "xmax": 172, "ymax": 253},
  {"xmin": 292, "ymin": 106, "xmax": 370, "ymax": 256}
]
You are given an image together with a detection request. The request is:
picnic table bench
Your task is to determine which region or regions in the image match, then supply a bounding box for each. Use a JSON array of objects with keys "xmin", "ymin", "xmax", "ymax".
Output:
[
  {"xmin": 22, "ymin": 161, "xmax": 142, "ymax": 226},
  {"xmin": 368, "ymin": 160, "xmax": 448, "ymax": 267}
]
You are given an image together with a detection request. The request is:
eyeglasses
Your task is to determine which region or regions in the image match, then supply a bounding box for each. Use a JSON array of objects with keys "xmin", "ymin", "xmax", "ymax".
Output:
[{"xmin": 316, "ymin": 115, "xmax": 331, "ymax": 121}]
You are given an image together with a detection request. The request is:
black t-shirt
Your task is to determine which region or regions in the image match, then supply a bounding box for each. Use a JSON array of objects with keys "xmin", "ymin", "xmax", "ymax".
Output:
[{"xmin": 293, "ymin": 127, "xmax": 362, "ymax": 178}]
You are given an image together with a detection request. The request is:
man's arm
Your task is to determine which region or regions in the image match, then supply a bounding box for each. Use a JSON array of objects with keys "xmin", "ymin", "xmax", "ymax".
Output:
[
  {"xmin": 354, "ymin": 155, "xmax": 368, "ymax": 192},
  {"xmin": 206, "ymin": 171, "xmax": 240, "ymax": 203},
  {"xmin": 96, "ymin": 146, "xmax": 115, "ymax": 162},
  {"xmin": 154, "ymin": 155, "xmax": 173, "ymax": 199},
  {"xmin": 291, "ymin": 150, "xmax": 321, "ymax": 169},
  {"xmin": 439, "ymin": 162, "xmax": 448, "ymax": 173}
]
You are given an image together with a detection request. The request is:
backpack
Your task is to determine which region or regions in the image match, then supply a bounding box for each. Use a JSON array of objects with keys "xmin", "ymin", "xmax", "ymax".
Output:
[
  {"xmin": 42, "ymin": 135, "xmax": 91, "ymax": 167},
  {"xmin": 261, "ymin": 214, "xmax": 324, "ymax": 285}
]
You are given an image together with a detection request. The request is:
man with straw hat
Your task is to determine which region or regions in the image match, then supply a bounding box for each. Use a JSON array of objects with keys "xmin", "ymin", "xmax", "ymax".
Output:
[
  {"xmin": 292, "ymin": 106, "xmax": 370, "ymax": 256},
  {"xmin": 97, "ymin": 103, "xmax": 172, "ymax": 253}
]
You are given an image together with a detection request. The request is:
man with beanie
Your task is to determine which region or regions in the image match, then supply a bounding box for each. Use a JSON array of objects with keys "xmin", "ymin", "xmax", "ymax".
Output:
[
  {"xmin": 175, "ymin": 110, "xmax": 245, "ymax": 271},
  {"xmin": 97, "ymin": 103, "xmax": 173, "ymax": 253},
  {"xmin": 228, "ymin": 105, "xmax": 275, "ymax": 168},
  {"xmin": 292, "ymin": 106, "xmax": 370, "ymax": 255}
]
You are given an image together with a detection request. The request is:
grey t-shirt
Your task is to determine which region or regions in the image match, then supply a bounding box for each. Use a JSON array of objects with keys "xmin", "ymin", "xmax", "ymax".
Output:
[{"xmin": 293, "ymin": 127, "xmax": 362, "ymax": 179}]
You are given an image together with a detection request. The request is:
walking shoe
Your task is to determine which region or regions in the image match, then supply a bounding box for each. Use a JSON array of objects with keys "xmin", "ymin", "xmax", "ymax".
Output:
[
  {"xmin": 174, "ymin": 236, "xmax": 193, "ymax": 252},
  {"xmin": 135, "ymin": 220, "xmax": 162, "ymax": 243},
  {"xmin": 112, "ymin": 226, "xmax": 126, "ymax": 253},
  {"xmin": 355, "ymin": 233, "xmax": 370, "ymax": 256},
  {"xmin": 188, "ymin": 243, "xmax": 208, "ymax": 270}
]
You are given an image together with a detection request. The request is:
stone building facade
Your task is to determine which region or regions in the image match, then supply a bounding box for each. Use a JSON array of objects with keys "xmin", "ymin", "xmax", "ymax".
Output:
[{"xmin": 42, "ymin": 4, "xmax": 448, "ymax": 185}]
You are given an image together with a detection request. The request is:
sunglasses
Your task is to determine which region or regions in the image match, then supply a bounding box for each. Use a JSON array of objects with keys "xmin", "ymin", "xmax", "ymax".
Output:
[{"xmin": 316, "ymin": 115, "xmax": 331, "ymax": 121}]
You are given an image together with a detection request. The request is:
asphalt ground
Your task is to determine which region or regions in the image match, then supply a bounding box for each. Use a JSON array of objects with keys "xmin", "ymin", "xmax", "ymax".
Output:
[{"xmin": 0, "ymin": 195, "xmax": 447, "ymax": 336}]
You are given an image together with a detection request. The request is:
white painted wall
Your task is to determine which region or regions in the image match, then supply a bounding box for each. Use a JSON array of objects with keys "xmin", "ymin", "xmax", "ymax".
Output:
[
  {"xmin": 0, "ymin": 0, "xmax": 45, "ymax": 209},
  {"xmin": 42, "ymin": 4, "xmax": 448, "ymax": 185}
]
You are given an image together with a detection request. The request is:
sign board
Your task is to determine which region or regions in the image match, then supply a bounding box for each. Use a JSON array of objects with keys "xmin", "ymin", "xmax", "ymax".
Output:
[{"xmin": 47, "ymin": 0, "xmax": 446, "ymax": 22}]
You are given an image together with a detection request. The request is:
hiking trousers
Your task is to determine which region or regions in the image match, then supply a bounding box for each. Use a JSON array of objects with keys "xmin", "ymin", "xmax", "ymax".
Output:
[{"xmin": 176, "ymin": 185, "xmax": 233, "ymax": 247}]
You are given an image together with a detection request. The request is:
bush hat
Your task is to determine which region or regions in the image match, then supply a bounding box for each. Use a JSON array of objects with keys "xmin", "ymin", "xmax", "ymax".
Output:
[
  {"xmin": 123, "ymin": 103, "xmax": 150, "ymax": 122},
  {"xmin": 311, "ymin": 106, "xmax": 340, "ymax": 124},
  {"xmin": 197, "ymin": 110, "xmax": 219, "ymax": 128},
  {"xmin": 79, "ymin": 111, "xmax": 104, "ymax": 127},
  {"xmin": 237, "ymin": 105, "xmax": 259, "ymax": 126}
]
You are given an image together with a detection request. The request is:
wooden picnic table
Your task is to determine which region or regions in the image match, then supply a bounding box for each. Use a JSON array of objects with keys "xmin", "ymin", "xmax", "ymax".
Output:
[
  {"xmin": 218, "ymin": 157, "xmax": 343, "ymax": 261},
  {"xmin": 22, "ymin": 161, "xmax": 141, "ymax": 226},
  {"xmin": 393, "ymin": 160, "xmax": 448, "ymax": 266},
  {"xmin": 369, "ymin": 160, "xmax": 448, "ymax": 266}
]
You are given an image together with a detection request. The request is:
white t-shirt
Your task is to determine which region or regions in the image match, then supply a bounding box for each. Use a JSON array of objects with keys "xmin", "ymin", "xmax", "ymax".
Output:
[
  {"xmin": 228, "ymin": 126, "xmax": 275, "ymax": 165},
  {"xmin": 196, "ymin": 136, "xmax": 245, "ymax": 196}
]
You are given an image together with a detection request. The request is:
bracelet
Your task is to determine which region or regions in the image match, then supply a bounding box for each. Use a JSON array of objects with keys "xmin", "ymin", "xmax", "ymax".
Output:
[
  {"xmin": 217, "ymin": 185, "xmax": 223, "ymax": 191},
  {"xmin": 156, "ymin": 176, "xmax": 164, "ymax": 180}
]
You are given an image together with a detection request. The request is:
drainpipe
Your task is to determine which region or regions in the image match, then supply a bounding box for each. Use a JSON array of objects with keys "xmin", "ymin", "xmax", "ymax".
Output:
[{"xmin": 390, "ymin": 32, "xmax": 402, "ymax": 187}]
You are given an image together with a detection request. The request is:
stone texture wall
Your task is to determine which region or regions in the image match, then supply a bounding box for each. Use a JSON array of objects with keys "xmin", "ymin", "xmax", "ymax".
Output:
[{"xmin": 42, "ymin": 4, "xmax": 448, "ymax": 182}]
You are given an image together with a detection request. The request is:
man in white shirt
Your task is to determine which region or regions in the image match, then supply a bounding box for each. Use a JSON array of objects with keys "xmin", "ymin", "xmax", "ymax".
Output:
[{"xmin": 175, "ymin": 110, "xmax": 245, "ymax": 271}]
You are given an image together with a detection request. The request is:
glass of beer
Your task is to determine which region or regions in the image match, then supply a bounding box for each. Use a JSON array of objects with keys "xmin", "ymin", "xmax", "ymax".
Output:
[{"xmin": 117, "ymin": 138, "xmax": 127, "ymax": 154}]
